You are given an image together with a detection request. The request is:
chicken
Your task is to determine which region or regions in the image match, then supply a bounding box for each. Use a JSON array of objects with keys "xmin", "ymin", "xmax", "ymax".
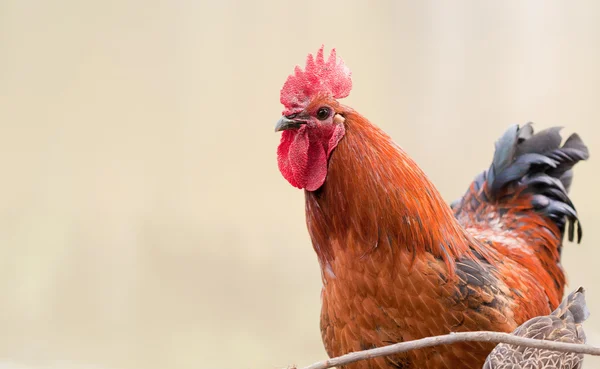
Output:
[
  {"xmin": 483, "ymin": 287, "xmax": 589, "ymax": 369},
  {"xmin": 274, "ymin": 46, "xmax": 589, "ymax": 369}
]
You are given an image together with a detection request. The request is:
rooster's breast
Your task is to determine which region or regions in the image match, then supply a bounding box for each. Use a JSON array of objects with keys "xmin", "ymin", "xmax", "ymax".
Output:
[{"xmin": 319, "ymin": 248, "xmax": 520, "ymax": 369}]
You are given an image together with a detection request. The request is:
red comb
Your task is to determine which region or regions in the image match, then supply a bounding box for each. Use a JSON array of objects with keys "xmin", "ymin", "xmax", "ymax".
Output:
[{"xmin": 280, "ymin": 46, "xmax": 352, "ymax": 115}]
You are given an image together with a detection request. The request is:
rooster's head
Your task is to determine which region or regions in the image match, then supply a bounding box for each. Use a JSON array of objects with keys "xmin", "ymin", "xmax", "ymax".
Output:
[{"xmin": 275, "ymin": 46, "xmax": 353, "ymax": 191}]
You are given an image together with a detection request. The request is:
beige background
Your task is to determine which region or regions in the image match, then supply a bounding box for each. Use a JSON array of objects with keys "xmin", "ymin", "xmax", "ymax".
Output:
[{"xmin": 1, "ymin": 1, "xmax": 599, "ymax": 368}]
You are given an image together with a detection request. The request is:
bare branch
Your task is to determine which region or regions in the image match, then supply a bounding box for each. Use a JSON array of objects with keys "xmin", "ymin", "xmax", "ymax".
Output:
[{"xmin": 292, "ymin": 331, "xmax": 600, "ymax": 369}]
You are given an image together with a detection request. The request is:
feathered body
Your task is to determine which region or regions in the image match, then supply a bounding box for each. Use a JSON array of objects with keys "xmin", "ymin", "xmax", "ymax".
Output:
[
  {"xmin": 274, "ymin": 47, "xmax": 589, "ymax": 369},
  {"xmin": 484, "ymin": 287, "xmax": 589, "ymax": 369}
]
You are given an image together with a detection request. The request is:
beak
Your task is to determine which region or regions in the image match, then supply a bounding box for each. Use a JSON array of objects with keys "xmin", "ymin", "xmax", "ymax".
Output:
[{"xmin": 275, "ymin": 116, "xmax": 306, "ymax": 132}]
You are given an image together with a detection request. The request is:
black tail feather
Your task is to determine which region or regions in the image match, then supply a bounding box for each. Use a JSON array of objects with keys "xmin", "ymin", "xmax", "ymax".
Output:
[{"xmin": 478, "ymin": 123, "xmax": 589, "ymax": 243}]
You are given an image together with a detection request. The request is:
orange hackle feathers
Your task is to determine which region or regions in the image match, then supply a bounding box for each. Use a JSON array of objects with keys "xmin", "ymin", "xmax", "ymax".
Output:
[{"xmin": 305, "ymin": 110, "xmax": 488, "ymax": 275}]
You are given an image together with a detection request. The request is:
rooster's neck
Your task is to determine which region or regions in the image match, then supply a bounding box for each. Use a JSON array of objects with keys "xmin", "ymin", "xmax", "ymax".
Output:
[{"xmin": 305, "ymin": 110, "xmax": 475, "ymax": 273}]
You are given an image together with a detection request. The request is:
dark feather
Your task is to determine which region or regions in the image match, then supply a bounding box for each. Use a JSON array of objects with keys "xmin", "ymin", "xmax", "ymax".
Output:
[
  {"xmin": 480, "ymin": 123, "xmax": 588, "ymax": 243},
  {"xmin": 515, "ymin": 126, "xmax": 563, "ymax": 156}
]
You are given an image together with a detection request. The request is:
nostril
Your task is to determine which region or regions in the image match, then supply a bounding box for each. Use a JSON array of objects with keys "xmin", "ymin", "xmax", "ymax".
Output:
[{"xmin": 286, "ymin": 113, "xmax": 298, "ymax": 119}]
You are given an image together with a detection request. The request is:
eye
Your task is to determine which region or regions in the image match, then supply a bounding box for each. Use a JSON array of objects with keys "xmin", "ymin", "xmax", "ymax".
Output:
[{"xmin": 316, "ymin": 107, "xmax": 330, "ymax": 121}]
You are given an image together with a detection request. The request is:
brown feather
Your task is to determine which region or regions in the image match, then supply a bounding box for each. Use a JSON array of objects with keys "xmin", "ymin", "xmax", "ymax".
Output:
[
  {"xmin": 303, "ymin": 108, "xmax": 586, "ymax": 369},
  {"xmin": 306, "ymin": 108, "xmax": 490, "ymax": 274}
]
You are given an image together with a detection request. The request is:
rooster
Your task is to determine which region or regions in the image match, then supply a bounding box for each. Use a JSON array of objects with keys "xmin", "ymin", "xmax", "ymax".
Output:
[
  {"xmin": 274, "ymin": 46, "xmax": 589, "ymax": 369},
  {"xmin": 484, "ymin": 287, "xmax": 589, "ymax": 369}
]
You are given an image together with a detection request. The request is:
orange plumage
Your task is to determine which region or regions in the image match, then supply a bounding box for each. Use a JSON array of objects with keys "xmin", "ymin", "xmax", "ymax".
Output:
[{"xmin": 275, "ymin": 47, "xmax": 589, "ymax": 369}]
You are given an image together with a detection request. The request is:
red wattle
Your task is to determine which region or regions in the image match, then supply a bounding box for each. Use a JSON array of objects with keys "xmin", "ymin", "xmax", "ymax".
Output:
[
  {"xmin": 277, "ymin": 124, "xmax": 345, "ymax": 191},
  {"xmin": 277, "ymin": 127, "xmax": 326, "ymax": 191}
]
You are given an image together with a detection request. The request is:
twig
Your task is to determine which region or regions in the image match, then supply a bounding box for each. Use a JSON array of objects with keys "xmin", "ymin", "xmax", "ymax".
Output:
[{"xmin": 294, "ymin": 331, "xmax": 600, "ymax": 369}]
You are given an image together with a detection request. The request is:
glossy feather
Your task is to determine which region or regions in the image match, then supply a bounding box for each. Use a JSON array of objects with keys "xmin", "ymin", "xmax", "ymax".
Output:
[{"xmin": 308, "ymin": 118, "xmax": 588, "ymax": 369}]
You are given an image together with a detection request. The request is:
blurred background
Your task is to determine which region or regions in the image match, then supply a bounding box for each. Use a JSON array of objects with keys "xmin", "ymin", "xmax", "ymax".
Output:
[{"xmin": 1, "ymin": 1, "xmax": 599, "ymax": 368}]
